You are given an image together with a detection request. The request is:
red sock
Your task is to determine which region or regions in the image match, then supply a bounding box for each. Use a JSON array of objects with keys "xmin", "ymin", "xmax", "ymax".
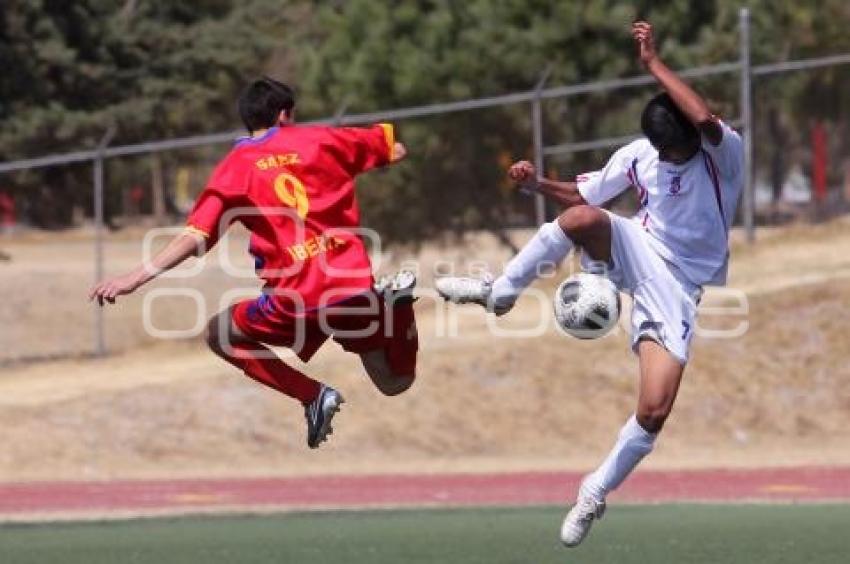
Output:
[{"xmin": 225, "ymin": 342, "xmax": 321, "ymax": 405}]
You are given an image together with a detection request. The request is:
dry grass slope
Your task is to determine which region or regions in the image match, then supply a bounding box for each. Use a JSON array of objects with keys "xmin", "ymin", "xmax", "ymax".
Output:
[{"xmin": 0, "ymin": 218, "xmax": 849, "ymax": 481}]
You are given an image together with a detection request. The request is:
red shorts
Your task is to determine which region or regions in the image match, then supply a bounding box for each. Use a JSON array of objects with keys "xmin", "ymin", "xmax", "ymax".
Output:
[{"xmin": 232, "ymin": 290, "xmax": 418, "ymax": 375}]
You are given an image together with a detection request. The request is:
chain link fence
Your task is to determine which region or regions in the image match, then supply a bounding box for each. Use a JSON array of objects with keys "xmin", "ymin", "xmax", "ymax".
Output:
[{"xmin": 1, "ymin": 8, "xmax": 848, "ymax": 362}]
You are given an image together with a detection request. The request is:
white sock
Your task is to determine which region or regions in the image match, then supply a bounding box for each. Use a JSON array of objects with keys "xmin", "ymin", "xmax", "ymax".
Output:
[
  {"xmin": 580, "ymin": 415, "xmax": 656, "ymax": 502},
  {"xmin": 490, "ymin": 220, "xmax": 573, "ymax": 303}
]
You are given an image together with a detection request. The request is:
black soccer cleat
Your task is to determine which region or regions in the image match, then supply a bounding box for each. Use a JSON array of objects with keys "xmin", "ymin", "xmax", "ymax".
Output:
[{"xmin": 304, "ymin": 385, "xmax": 344, "ymax": 449}]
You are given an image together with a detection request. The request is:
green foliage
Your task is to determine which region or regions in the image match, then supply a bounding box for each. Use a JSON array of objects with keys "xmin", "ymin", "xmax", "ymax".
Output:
[
  {"xmin": 297, "ymin": 1, "xmax": 644, "ymax": 243},
  {"xmin": 0, "ymin": 0, "xmax": 302, "ymax": 152},
  {"xmin": 295, "ymin": 0, "xmax": 721, "ymax": 242},
  {"xmin": 0, "ymin": 0, "xmax": 299, "ymax": 226},
  {"xmin": 0, "ymin": 0, "xmax": 847, "ymax": 232},
  {"xmin": 294, "ymin": 0, "xmax": 849, "ymax": 241}
]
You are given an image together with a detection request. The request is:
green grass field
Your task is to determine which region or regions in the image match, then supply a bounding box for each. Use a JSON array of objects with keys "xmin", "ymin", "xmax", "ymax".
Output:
[{"xmin": 2, "ymin": 504, "xmax": 848, "ymax": 564}]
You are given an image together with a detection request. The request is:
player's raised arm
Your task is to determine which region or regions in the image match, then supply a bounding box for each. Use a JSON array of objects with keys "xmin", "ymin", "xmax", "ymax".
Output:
[
  {"xmin": 633, "ymin": 21, "xmax": 723, "ymax": 146},
  {"xmin": 509, "ymin": 160, "xmax": 587, "ymax": 208},
  {"xmin": 330, "ymin": 123, "xmax": 407, "ymax": 176}
]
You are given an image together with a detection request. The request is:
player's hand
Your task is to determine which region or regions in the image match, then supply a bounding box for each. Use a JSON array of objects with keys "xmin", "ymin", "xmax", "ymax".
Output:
[
  {"xmin": 88, "ymin": 273, "xmax": 141, "ymax": 306},
  {"xmin": 632, "ymin": 21, "xmax": 658, "ymax": 68},
  {"xmin": 391, "ymin": 142, "xmax": 408, "ymax": 162},
  {"xmin": 508, "ymin": 160, "xmax": 537, "ymax": 183}
]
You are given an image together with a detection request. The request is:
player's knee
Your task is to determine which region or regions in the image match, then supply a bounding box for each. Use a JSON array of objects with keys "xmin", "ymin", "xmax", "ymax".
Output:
[
  {"xmin": 375, "ymin": 373, "xmax": 415, "ymax": 396},
  {"xmin": 636, "ymin": 403, "xmax": 672, "ymax": 433},
  {"xmin": 205, "ymin": 315, "xmax": 228, "ymax": 357},
  {"xmin": 557, "ymin": 205, "xmax": 604, "ymax": 243},
  {"xmin": 361, "ymin": 350, "xmax": 416, "ymax": 396}
]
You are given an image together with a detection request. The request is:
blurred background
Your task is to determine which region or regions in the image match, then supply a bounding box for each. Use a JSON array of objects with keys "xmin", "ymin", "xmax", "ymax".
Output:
[{"xmin": 0, "ymin": 1, "xmax": 848, "ymax": 483}]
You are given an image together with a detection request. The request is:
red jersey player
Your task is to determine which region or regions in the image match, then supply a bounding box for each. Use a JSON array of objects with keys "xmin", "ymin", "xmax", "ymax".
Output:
[{"xmin": 89, "ymin": 77, "xmax": 418, "ymax": 448}]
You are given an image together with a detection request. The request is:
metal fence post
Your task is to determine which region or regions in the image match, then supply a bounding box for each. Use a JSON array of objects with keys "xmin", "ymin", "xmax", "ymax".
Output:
[
  {"xmin": 333, "ymin": 101, "xmax": 350, "ymax": 126},
  {"xmin": 93, "ymin": 125, "xmax": 116, "ymax": 357},
  {"xmin": 740, "ymin": 7, "xmax": 755, "ymax": 242},
  {"xmin": 532, "ymin": 66, "xmax": 553, "ymax": 225}
]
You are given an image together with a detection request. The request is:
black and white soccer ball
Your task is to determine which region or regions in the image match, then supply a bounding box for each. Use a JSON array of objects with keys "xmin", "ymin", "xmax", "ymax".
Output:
[{"xmin": 553, "ymin": 272, "xmax": 620, "ymax": 339}]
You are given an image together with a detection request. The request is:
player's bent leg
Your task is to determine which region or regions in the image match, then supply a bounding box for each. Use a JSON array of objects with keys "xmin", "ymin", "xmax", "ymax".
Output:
[
  {"xmin": 205, "ymin": 307, "xmax": 342, "ymax": 449},
  {"xmin": 205, "ymin": 308, "xmax": 322, "ymax": 406},
  {"xmin": 556, "ymin": 204, "xmax": 612, "ymax": 263},
  {"xmin": 561, "ymin": 413, "xmax": 653, "ymax": 547},
  {"xmin": 331, "ymin": 270, "xmax": 418, "ymax": 396},
  {"xmin": 581, "ymin": 338, "xmax": 682, "ymax": 498},
  {"xmin": 634, "ymin": 337, "xmax": 684, "ymax": 433},
  {"xmin": 367, "ymin": 270, "xmax": 419, "ymax": 395},
  {"xmin": 437, "ymin": 216, "xmax": 581, "ymax": 315},
  {"xmin": 365, "ymin": 295, "xmax": 418, "ymax": 396},
  {"xmin": 359, "ymin": 350, "xmax": 415, "ymax": 396},
  {"xmin": 562, "ymin": 337, "xmax": 684, "ymax": 547}
]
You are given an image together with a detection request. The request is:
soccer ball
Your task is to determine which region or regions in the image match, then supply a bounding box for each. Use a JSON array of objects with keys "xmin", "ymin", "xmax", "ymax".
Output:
[{"xmin": 553, "ymin": 272, "xmax": 620, "ymax": 339}]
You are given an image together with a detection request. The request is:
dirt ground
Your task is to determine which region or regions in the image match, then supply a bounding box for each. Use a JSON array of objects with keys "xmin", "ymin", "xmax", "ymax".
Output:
[{"xmin": 0, "ymin": 219, "xmax": 849, "ymax": 481}]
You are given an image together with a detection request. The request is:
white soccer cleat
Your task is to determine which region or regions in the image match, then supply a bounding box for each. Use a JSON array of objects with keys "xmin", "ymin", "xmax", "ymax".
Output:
[
  {"xmin": 372, "ymin": 270, "xmax": 416, "ymax": 298},
  {"xmin": 434, "ymin": 274, "xmax": 514, "ymax": 315},
  {"xmin": 560, "ymin": 495, "xmax": 606, "ymax": 547}
]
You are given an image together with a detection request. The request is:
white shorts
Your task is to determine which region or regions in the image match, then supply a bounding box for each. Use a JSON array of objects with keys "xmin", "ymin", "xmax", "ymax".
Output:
[{"xmin": 583, "ymin": 211, "xmax": 701, "ymax": 364}]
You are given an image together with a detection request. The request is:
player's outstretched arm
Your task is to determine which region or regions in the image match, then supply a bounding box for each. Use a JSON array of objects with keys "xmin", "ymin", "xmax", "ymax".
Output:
[
  {"xmin": 633, "ymin": 21, "xmax": 723, "ymax": 146},
  {"xmin": 88, "ymin": 232, "xmax": 204, "ymax": 306},
  {"xmin": 508, "ymin": 160, "xmax": 588, "ymax": 208}
]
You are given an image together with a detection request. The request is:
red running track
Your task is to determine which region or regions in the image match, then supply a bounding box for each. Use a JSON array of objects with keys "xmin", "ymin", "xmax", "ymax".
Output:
[{"xmin": 0, "ymin": 467, "xmax": 848, "ymax": 520}]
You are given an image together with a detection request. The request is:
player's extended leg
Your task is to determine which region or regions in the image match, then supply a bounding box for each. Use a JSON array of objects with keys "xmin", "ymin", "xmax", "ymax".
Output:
[
  {"xmin": 436, "ymin": 205, "xmax": 611, "ymax": 313},
  {"xmin": 361, "ymin": 270, "xmax": 418, "ymax": 396},
  {"xmin": 561, "ymin": 337, "xmax": 684, "ymax": 547},
  {"xmin": 205, "ymin": 308, "xmax": 343, "ymax": 448}
]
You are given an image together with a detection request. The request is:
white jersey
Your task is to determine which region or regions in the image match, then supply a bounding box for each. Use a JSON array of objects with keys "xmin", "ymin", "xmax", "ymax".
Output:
[{"xmin": 576, "ymin": 120, "xmax": 744, "ymax": 286}]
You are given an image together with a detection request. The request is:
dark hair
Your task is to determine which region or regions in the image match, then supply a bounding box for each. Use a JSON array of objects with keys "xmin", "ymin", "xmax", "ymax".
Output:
[
  {"xmin": 237, "ymin": 77, "xmax": 296, "ymax": 132},
  {"xmin": 640, "ymin": 93, "xmax": 699, "ymax": 154}
]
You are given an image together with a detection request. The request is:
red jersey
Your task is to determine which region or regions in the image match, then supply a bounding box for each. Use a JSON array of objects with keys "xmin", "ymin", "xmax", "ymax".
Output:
[{"xmin": 186, "ymin": 123, "xmax": 395, "ymax": 313}]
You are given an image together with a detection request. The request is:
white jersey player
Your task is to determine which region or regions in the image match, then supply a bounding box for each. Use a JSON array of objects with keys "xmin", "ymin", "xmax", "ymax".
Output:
[{"xmin": 436, "ymin": 21, "xmax": 744, "ymax": 546}]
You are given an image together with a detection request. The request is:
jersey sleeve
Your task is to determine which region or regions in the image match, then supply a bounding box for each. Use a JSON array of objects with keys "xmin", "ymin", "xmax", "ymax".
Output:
[
  {"xmin": 701, "ymin": 120, "xmax": 744, "ymax": 180},
  {"xmin": 185, "ymin": 190, "xmax": 229, "ymax": 249},
  {"xmin": 575, "ymin": 144, "xmax": 634, "ymax": 206},
  {"xmin": 327, "ymin": 123, "xmax": 395, "ymax": 175}
]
